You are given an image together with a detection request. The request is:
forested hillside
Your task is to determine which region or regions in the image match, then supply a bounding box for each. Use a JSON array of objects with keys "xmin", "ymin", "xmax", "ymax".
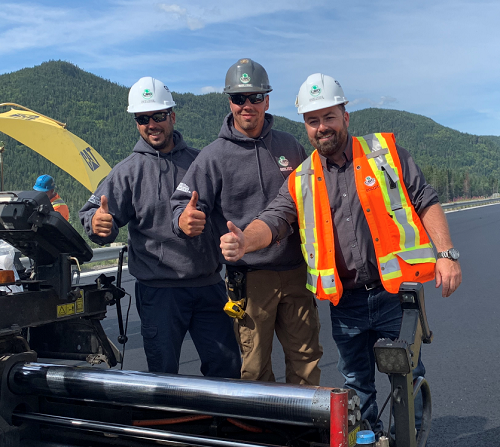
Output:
[
  {"xmin": 349, "ymin": 109, "xmax": 500, "ymax": 202},
  {"xmin": 0, "ymin": 61, "xmax": 499, "ymax": 245}
]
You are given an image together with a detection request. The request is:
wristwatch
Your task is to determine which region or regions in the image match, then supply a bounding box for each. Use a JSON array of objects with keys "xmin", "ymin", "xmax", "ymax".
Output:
[{"xmin": 436, "ymin": 248, "xmax": 460, "ymax": 261}]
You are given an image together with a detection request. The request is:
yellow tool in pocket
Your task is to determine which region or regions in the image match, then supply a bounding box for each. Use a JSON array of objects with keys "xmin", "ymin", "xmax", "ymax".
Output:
[{"xmin": 224, "ymin": 269, "xmax": 247, "ymax": 319}]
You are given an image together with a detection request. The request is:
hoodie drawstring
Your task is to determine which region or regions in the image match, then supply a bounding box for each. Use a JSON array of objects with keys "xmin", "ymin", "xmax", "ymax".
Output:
[
  {"xmin": 157, "ymin": 152, "xmax": 162, "ymax": 199},
  {"xmin": 170, "ymin": 152, "xmax": 177, "ymax": 195},
  {"xmin": 157, "ymin": 151, "xmax": 178, "ymax": 200},
  {"xmin": 254, "ymin": 141, "xmax": 267, "ymax": 200}
]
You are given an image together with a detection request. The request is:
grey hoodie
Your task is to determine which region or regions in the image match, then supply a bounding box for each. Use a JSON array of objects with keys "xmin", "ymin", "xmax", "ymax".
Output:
[
  {"xmin": 171, "ymin": 113, "xmax": 306, "ymax": 271},
  {"xmin": 80, "ymin": 131, "xmax": 222, "ymax": 287}
]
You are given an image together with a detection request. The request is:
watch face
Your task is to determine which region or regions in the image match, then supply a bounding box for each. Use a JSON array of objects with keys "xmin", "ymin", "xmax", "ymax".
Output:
[{"xmin": 448, "ymin": 248, "xmax": 460, "ymax": 260}]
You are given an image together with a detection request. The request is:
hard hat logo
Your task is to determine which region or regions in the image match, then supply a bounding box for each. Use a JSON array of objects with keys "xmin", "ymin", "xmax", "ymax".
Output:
[
  {"xmin": 223, "ymin": 58, "xmax": 272, "ymax": 94},
  {"xmin": 296, "ymin": 73, "xmax": 348, "ymax": 114},
  {"xmin": 240, "ymin": 74, "xmax": 251, "ymax": 84},
  {"xmin": 310, "ymin": 85, "xmax": 322, "ymax": 97},
  {"xmin": 142, "ymin": 89, "xmax": 153, "ymax": 99},
  {"xmin": 127, "ymin": 77, "xmax": 176, "ymax": 114}
]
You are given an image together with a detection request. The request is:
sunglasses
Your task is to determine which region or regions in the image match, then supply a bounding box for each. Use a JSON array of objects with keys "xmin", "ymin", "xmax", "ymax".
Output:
[
  {"xmin": 229, "ymin": 93, "xmax": 267, "ymax": 106},
  {"xmin": 134, "ymin": 111, "xmax": 172, "ymax": 126}
]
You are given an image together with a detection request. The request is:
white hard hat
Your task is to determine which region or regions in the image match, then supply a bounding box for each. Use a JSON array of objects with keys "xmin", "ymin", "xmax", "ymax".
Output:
[
  {"xmin": 127, "ymin": 77, "xmax": 176, "ymax": 113},
  {"xmin": 295, "ymin": 73, "xmax": 348, "ymax": 114}
]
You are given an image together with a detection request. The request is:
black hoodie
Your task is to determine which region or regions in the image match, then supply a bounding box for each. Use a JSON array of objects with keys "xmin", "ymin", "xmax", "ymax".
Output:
[
  {"xmin": 171, "ymin": 113, "xmax": 306, "ymax": 270},
  {"xmin": 80, "ymin": 131, "xmax": 222, "ymax": 287}
]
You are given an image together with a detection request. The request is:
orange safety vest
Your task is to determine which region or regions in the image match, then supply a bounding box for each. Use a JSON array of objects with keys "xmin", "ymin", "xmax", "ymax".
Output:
[
  {"xmin": 51, "ymin": 194, "xmax": 70, "ymax": 221},
  {"xmin": 288, "ymin": 133, "xmax": 436, "ymax": 305}
]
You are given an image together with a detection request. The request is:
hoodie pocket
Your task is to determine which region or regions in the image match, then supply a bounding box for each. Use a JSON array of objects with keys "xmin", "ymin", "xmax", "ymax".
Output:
[{"xmin": 158, "ymin": 236, "xmax": 219, "ymax": 279}]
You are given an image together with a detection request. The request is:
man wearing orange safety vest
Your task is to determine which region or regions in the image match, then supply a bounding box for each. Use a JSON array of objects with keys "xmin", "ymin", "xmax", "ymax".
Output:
[
  {"xmin": 33, "ymin": 174, "xmax": 70, "ymax": 221},
  {"xmin": 219, "ymin": 73, "xmax": 462, "ymax": 434}
]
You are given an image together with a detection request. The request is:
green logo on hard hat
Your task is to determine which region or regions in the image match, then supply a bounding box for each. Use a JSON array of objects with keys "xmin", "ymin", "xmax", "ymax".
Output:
[
  {"xmin": 240, "ymin": 73, "xmax": 251, "ymax": 84},
  {"xmin": 310, "ymin": 85, "xmax": 321, "ymax": 97},
  {"xmin": 142, "ymin": 89, "xmax": 153, "ymax": 99}
]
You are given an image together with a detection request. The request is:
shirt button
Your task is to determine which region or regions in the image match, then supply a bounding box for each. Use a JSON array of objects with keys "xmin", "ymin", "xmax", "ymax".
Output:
[
  {"xmin": 346, "ymin": 217, "xmax": 351, "ymax": 222},
  {"xmin": 342, "ymin": 193, "xmax": 347, "ymax": 198},
  {"xmin": 352, "ymin": 243, "xmax": 357, "ymax": 248}
]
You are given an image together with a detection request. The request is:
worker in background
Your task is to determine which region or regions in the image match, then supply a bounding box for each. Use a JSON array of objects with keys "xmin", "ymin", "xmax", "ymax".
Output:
[
  {"xmin": 79, "ymin": 77, "xmax": 241, "ymax": 378},
  {"xmin": 171, "ymin": 58, "xmax": 323, "ymax": 385},
  {"xmin": 219, "ymin": 73, "xmax": 462, "ymax": 433},
  {"xmin": 33, "ymin": 174, "xmax": 69, "ymax": 221}
]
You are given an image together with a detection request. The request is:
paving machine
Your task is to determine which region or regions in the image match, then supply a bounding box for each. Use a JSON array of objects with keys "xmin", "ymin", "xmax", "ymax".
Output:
[{"xmin": 0, "ymin": 191, "xmax": 432, "ymax": 447}]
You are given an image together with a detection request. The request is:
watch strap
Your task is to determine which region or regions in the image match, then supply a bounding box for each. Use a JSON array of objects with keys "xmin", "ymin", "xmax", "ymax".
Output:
[
  {"xmin": 437, "ymin": 251, "xmax": 448, "ymax": 259},
  {"xmin": 437, "ymin": 249, "xmax": 458, "ymax": 260}
]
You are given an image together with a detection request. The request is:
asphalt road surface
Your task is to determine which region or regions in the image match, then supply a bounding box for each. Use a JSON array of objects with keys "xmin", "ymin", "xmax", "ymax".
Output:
[{"xmin": 74, "ymin": 203, "xmax": 500, "ymax": 447}]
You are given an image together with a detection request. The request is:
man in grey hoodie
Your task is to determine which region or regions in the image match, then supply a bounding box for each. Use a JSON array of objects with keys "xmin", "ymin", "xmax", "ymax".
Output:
[
  {"xmin": 79, "ymin": 77, "xmax": 241, "ymax": 377},
  {"xmin": 171, "ymin": 59, "xmax": 322, "ymax": 385}
]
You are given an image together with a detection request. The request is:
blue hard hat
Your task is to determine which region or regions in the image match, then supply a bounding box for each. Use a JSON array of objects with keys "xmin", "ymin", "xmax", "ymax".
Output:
[{"xmin": 33, "ymin": 174, "xmax": 55, "ymax": 192}]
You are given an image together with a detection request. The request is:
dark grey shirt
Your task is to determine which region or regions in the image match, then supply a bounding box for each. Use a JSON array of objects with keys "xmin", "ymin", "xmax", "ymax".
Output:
[{"xmin": 257, "ymin": 135, "xmax": 439, "ymax": 289}]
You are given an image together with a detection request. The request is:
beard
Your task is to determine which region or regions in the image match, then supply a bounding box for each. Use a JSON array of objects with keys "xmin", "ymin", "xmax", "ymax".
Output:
[
  {"xmin": 149, "ymin": 131, "xmax": 173, "ymax": 151},
  {"xmin": 140, "ymin": 126, "xmax": 174, "ymax": 152},
  {"xmin": 311, "ymin": 121, "xmax": 348, "ymax": 159}
]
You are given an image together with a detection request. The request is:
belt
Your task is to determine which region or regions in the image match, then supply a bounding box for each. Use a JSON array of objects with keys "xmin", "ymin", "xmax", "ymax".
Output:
[
  {"xmin": 364, "ymin": 280, "xmax": 382, "ymax": 291},
  {"xmin": 226, "ymin": 265, "xmax": 256, "ymax": 274}
]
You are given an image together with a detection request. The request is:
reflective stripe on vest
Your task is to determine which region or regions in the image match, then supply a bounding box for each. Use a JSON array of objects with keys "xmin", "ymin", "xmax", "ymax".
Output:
[
  {"xmin": 295, "ymin": 158, "xmax": 318, "ymax": 270},
  {"xmin": 50, "ymin": 194, "xmax": 70, "ymax": 221},
  {"xmin": 289, "ymin": 133, "xmax": 435, "ymax": 304},
  {"xmin": 52, "ymin": 197, "xmax": 65, "ymax": 207},
  {"xmin": 293, "ymin": 156, "xmax": 339, "ymax": 298},
  {"xmin": 357, "ymin": 133, "xmax": 435, "ymax": 263},
  {"xmin": 354, "ymin": 133, "xmax": 435, "ymax": 291},
  {"xmin": 358, "ymin": 134, "xmax": 419, "ymax": 250}
]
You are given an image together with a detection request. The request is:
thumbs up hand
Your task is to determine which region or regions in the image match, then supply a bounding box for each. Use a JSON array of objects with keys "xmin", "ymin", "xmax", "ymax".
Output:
[
  {"xmin": 178, "ymin": 191, "xmax": 206, "ymax": 237},
  {"xmin": 220, "ymin": 221, "xmax": 245, "ymax": 262},
  {"xmin": 92, "ymin": 195, "xmax": 113, "ymax": 237}
]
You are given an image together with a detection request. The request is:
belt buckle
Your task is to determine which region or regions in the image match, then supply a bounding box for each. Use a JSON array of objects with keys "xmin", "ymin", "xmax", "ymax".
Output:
[{"xmin": 365, "ymin": 281, "xmax": 379, "ymax": 291}]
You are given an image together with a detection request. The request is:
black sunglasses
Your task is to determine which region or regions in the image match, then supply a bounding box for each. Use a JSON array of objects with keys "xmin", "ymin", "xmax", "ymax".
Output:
[
  {"xmin": 229, "ymin": 93, "xmax": 267, "ymax": 106},
  {"xmin": 134, "ymin": 111, "xmax": 172, "ymax": 126}
]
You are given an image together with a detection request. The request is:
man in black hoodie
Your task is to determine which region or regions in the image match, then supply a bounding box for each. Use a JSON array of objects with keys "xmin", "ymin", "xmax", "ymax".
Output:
[
  {"xmin": 80, "ymin": 77, "xmax": 241, "ymax": 377},
  {"xmin": 171, "ymin": 59, "xmax": 323, "ymax": 385}
]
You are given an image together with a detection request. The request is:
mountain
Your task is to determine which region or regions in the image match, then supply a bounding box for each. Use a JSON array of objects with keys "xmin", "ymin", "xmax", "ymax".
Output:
[{"xmin": 1, "ymin": 61, "xmax": 499, "ymax": 244}]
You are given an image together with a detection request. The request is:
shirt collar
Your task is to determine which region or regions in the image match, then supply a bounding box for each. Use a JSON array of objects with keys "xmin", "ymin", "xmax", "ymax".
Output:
[{"xmin": 316, "ymin": 134, "xmax": 353, "ymax": 169}]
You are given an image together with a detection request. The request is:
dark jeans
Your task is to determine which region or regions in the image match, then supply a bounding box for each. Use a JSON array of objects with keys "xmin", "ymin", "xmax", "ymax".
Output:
[
  {"xmin": 135, "ymin": 280, "xmax": 241, "ymax": 378},
  {"xmin": 329, "ymin": 286, "xmax": 425, "ymax": 431}
]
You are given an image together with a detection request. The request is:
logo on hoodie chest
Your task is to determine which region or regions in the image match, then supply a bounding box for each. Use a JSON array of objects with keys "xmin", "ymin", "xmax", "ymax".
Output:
[
  {"xmin": 176, "ymin": 182, "xmax": 191, "ymax": 193},
  {"xmin": 278, "ymin": 156, "xmax": 293, "ymax": 172}
]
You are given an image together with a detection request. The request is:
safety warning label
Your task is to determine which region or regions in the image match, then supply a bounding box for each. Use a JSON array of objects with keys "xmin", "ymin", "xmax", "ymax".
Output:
[{"xmin": 57, "ymin": 292, "xmax": 84, "ymax": 318}]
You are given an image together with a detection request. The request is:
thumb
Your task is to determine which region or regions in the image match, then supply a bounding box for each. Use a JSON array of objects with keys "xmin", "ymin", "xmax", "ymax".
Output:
[
  {"xmin": 188, "ymin": 191, "xmax": 198, "ymax": 209},
  {"xmin": 227, "ymin": 220, "xmax": 242, "ymax": 236},
  {"xmin": 100, "ymin": 195, "xmax": 109, "ymax": 214}
]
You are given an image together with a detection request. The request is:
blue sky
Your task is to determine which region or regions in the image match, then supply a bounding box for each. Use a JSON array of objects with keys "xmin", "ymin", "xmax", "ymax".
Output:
[{"xmin": 1, "ymin": 0, "xmax": 499, "ymax": 136}]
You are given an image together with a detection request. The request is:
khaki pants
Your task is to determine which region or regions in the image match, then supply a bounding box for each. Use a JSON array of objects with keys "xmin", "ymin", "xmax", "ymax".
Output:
[{"xmin": 236, "ymin": 264, "xmax": 323, "ymax": 385}]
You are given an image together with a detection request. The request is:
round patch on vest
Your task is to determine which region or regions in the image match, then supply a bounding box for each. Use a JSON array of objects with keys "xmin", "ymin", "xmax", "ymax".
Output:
[{"xmin": 364, "ymin": 176, "xmax": 376, "ymax": 187}]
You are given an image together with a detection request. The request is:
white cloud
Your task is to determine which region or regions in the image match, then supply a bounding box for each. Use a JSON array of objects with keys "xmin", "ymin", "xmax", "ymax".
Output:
[
  {"xmin": 0, "ymin": 0, "xmax": 499, "ymax": 134},
  {"xmin": 200, "ymin": 86, "xmax": 224, "ymax": 94},
  {"xmin": 158, "ymin": 4, "xmax": 204, "ymax": 30},
  {"xmin": 349, "ymin": 96, "xmax": 398, "ymax": 109},
  {"xmin": 0, "ymin": 1, "xmax": 315, "ymax": 56},
  {"xmin": 254, "ymin": 27, "xmax": 309, "ymax": 40}
]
